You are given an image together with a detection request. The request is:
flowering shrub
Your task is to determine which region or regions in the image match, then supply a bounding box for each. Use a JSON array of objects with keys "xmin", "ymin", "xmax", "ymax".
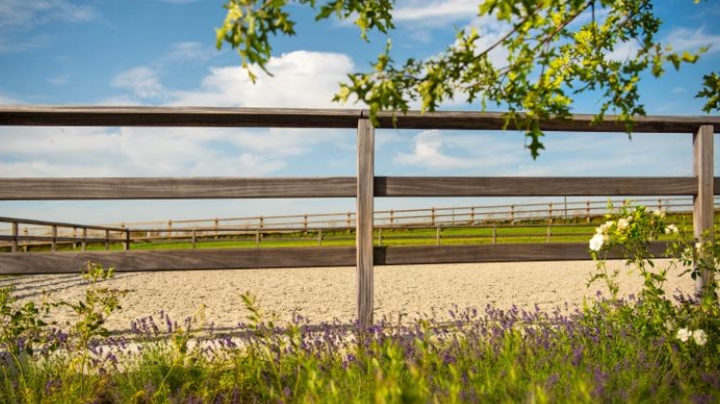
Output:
[{"xmin": 588, "ymin": 202, "xmax": 719, "ymax": 350}]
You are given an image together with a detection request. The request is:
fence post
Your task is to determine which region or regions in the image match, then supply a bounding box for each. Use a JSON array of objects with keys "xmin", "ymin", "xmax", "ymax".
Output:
[
  {"xmin": 82, "ymin": 228, "xmax": 87, "ymax": 251},
  {"xmin": 586, "ymin": 201, "xmax": 591, "ymax": 223},
  {"xmin": 357, "ymin": 118, "xmax": 375, "ymax": 328},
  {"xmin": 431, "ymin": 207, "xmax": 436, "ymax": 226},
  {"xmin": 304, "ymin": 214, "xmax": 308, "ymax": 231},
  {"xmin": 390, "ymin": 210, "xmax": 394, "ymax": 226},
  {"xmin": 510, "ymin": 205, "xmax": 515, "ymax": 225},
  {"xmin": 51, "ymin": 225, "xmax": 58, "ymax": 252},
  {"xmin": 546, "ymin": 224, "xmax": 551, "ymax": 243},
  {"xmin": 259, "ymin": 216, "xmax": 264, "ymax": 229},
  {"xmin": 11, "ymin": 221, "xmax": 18, "ymax": 253},
  {"xmin": 548, "ymin": 202, "xmax": 553, "ymax": 224},
  {"xmin": 346, "ymin": 212, "xmax": 352, "ymax": 228},
  {"xmin": 214, "ymin": 218, "xmax": 219, "ymax": 239},
  {"xmin": 168, "ymin": 220, "xmax": 173, "ymax": 236},
  {"xmin": 105, "ymin": 229, "xmax": 110, "ymax": 251},
  {"xmin": 191, "ymin": 230, "xmax": 197, "ymax": 249},
  {"xmin": 492, "ymin": 225, "xmax": 497, "ymax": 244},
  {"xmin": 318, "ymin": 229, "xmax": 323, "ymax": 246},
  {"xmin": 72, "ymin": 227, "xmax": 78, "ymax": 250},
  {"xmin": 693, "ymin": 125, "xmax": 714, "ymax": 298},
  {"xmin": 255, "ymin": 230, "xmax": 261, "ymax": 247},
  {"xmin": 470, "ymin": 206, "xmax": 475, "ymax": 225},
  {"xmin": 436, "ymin": 227, "xmax": 441, "ymax": 245},
  {"xmin": 23, "ymin": 227, "xmax": 28, "ymax": 252},
  {"xmin": 123, "ymin": 230, "xmax": 130, "ymax": 251}
]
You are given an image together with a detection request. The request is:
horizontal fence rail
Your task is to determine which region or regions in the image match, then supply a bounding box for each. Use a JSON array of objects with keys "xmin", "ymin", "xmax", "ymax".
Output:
[{"xmin": 0, "ymin": 105, "xmax": 718, "ymax": 326}]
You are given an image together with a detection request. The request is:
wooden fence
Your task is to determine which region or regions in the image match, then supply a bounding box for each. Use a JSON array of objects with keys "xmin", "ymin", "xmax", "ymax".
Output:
[
  {"xmin": 0, "ymin": 217, "xmax": 130, "ymax": 252},
  {"xmin": 0, "ymin": 196, "xmax": 700, "ymax": 245},
  {"xmin": 0, "ymin": 106, "xmax": 718, "ymax": 326}
]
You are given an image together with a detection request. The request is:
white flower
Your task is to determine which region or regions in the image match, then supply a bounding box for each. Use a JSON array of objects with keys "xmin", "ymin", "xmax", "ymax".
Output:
[
  {"xmin": 664, "ymin": 319, "xmax": 676, "ymax": 332},
  {"xmin": 617, "ymin": 218, "xmax": 629, "ymax": 231},
  {"xmin": 677, "ymin": 327, "xmax": 692, "ymax": 342},
  {"xmin": 597, "ymin": 221, "xmax": 613, "ymax": 235},
  {"xmin": 664, "ymin": 224, "xmax": 678, "ymax": 234},
  {"xmin": 693, "ymin": 329, "xmax": 708, "ymax": 346},
  {"xmin": 653, "ymin": 209, "xmax": 666, "ymax": 219},
  {"xmin": 589, "ymin": 233, "xmax": 605, "ymax": 252},
  {"xmin": 626, "ymin": 215, "xmax": 633, "ymax": 223}
]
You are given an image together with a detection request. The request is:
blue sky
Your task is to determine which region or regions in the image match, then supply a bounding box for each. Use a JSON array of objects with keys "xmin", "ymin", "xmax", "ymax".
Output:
[{"xmin": 0, "ymin": 0, "xmax": 719, "ymax": 226}]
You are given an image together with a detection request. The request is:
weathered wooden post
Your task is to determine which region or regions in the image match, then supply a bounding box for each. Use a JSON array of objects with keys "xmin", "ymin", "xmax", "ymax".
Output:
[
  {"xmin": 317, "ymin": 229, "xmax": 323, "ymax": 246},
  {"xmin": 357, "ymin": 118, "xmax": 374, "ymax": 328},
  {"xmin": 436, "ymin": 227, "xmax": 441, "ymax": 245},
  {"xmin": 492, "ymin": 225, "xmax": 497, "ymax": 244},
  {"xmin": 22, "ymin": 227, "xmax": 28, "ymax": 252},
  {"xmin": 586, "ymin": 201, "xmax": 591, "ymax": 223},
  {"xmin": 124, "ymin": 229, "xmax": 131, "ymax": 251},
  {"xmin": 105, "ymin": 229, "xmax": 110, "ymax": 251},
  {"xmin": 191, "ymin": 230, "xmax": 197, "ymax": 249},
  {"xmin": 470, "ymin": 206, "xmax": 475, "ymax": 225},
  {"xmin": 693, "ymin": 125, "xmax": 714, "ymax": 298},
  {"xmin": 11, "ymin": 221, "xmax": 18, "ymax": 253},
  {"xmin": 51, "ymin": 225, "xmax": 58, "ymax": 252},
  {"xmin": 82, "ymin": 228, "xmax": 87, "ymax": 251}
]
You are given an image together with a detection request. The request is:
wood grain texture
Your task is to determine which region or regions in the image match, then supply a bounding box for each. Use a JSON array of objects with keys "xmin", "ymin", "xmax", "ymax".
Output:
[
  {"xmin": 0, "ymin": 106, "xmax": 362, "ymax": 128},
  {"xmin": 0, "ymin": 247, "xmax": 357, "ymax": 275},
  {"xmin": 373, "ymin": 242, "xmax": 670, "ymax": 265},
  {"xmin": 0, "ymin": 178, "xmax": 357, "ymax": 200},
  {"xmin": 1, "ymin": 106, "xmax": 717, "ymax": 133},
  {"xmin": 368, "ymin": 110, "xmax": 720, "ymax": 133},
  {"xmin": 0, "ymin": 177, "xmax": 699, "ymax": 201},
  {"xmin": 694, "ymin": 125, "xmax": 714, "ymax": 296},
  {"xmin": 0, "ymin": 243, "xmax": 670, "ymax": 275},
  {"xmin": 0, "ymin": 216, "xmax": 126, "ymax": 231},
  {"xmin": 356, "ymin": 118, "xmax": 375, "ymax": 327},
  {"xmin": 375, "ymin": 177, "xmax": 697, "ymax": 197}
]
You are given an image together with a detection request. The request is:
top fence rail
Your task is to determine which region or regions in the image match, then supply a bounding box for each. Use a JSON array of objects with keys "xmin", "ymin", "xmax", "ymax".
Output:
[{"xmin": 1, "ymin": 106, "xmax": 719, "ymax": 132}]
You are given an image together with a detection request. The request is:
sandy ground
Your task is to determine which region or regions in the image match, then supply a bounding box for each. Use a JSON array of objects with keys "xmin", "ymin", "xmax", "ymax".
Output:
[{"xmin": 0, "ymin": 260, "xmax": 697, "ymax": 334}]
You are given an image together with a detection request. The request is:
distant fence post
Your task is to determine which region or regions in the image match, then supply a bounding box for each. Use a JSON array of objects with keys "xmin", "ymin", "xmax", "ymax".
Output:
[
  {"xmin": 693, "ymin": 125, "xmax": 714, "ymax": 298},
  {"xmin": 11, "ymin": 221, "xmax": 18, "ymax": 253},
  {"xmin": 82, "ymin": 228, "xmax": 87, "ymax": 251},
  {"xmin": 168, "ymin": 220, "xmax": 173, "ymax": 236},
  {"xmin": 214, "ymin": 218, "xmax": 219, "ymax": 239},
  {"xmin": 22, "ymin": 227, "xmax": 28, "ymax": 252},
  {"xmin": 390, "ymin": 210, "xmax": 394, "ymax": 226},
  {"xmin": 124, "ymin": 229, "xmax": 131, "ymax": 251},
  {"xmin": 548, "ymin": 203, "xmax": 553, "ymax": 224},
  {"xmin": 436, "ymin": 227, "xmax": 441, "ymax": 245},
  {"xmin": 492, "ymin": 225, "xmax": 497, "ymax": 244},
  {"xmin": 510, "ymin": 205, "xmax": 515, "ymax": 225},
  {"xmin": 191, "ymin": 230, "xmax": 197, "ymax": 249},
  {"xmin": 431, "ymin": 207, "xmax": 436, "ymax": 226},
  {"xmin": 105, "ymin": 229, "xmax": 110, "ymax": 251},
  {"xmin": 51, "ymin": 225, "xmax": 58, "ymax": 252},
  {"xmin": 586, "ymin": 201, "xmax": 591, "ymax": 223},
  {"xmin": 357, "ymin": 118, "xmax": 375, "ymax": 328},
  {"xmin": 470, "ymin": 206, "xmax": 475, "ymax": 225}
]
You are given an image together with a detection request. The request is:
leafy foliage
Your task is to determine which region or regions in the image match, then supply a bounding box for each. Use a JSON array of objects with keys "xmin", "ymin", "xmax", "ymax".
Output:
[{"xmin": 217, "ymin": 0, "xmax": 714, "ymax": 159}]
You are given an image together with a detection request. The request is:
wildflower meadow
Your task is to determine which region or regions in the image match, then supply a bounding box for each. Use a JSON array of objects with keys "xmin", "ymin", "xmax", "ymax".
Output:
[{"xmin": 1, "ymin": 204, "xmax": 719, "ymax": 403}]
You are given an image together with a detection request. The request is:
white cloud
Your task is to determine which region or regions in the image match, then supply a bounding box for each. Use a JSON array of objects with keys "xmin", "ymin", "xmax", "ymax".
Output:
[
  {"xmin": 0, "ymin": 0, "xmax": 97, "ymax": 29},
  {"xmin": 665, "ymin": 27, "xmax": 720, "ymax": 54},
  {"xmin": 394, "ymin": 130, "xmax": 517, "ymax": 170},
  {"xmin": 0, "ymin": 126, "xmax": 289, "ymax": 178},
  {"xmin": 112, "ymin": 66, "xmax": 166, "ymax": 100},
  {"xmin": 47, "ymin": 74, "xmax": 70, "ymax": 86},
  {"xmin": 160, "ymin": 41, "xmax": 218, "ymax": 64},
  {"xmin": 168, "ymin": 51, "xmax": 357, "ymax": 108},
  {"xmin": 394, "ymin": 0, "xmax": 477, "ymax": 24}
]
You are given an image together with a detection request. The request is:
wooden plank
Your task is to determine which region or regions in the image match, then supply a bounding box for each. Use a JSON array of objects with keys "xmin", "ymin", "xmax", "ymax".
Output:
[
  {"xmin": 0, "ymin": 243, "xmax": 669, "ymax": 275},
  {"xmin": 373, "ymin": 242, "xmax": 670, "ymax": 265},
  {"xmin": 693, "ymin": 125, "xmax": 714, "ymax": 297},
  {"xmin": 1, "ymin": 106, "xmax": 717, "ymax": 133},
  {"xmin": 0, "ymin": 106, "xmax": 362, "ymax": 128},
  {"xmin": 369, "ymin": 110, "xmax": 720, "ymax": 133},
  {"xmin": 0, "ymin": 178, "xmax": 356, "ymax": 200},
  {"xmin": 356, "ymin": 118, "xmax": 375, "ymax": 327},
  {"xmin": 0, "ymin": 247, "xmax": 357, "ymax": 275},
  {"xmin": 375, "ymin": 177, "xmax": 696, "ymax": 197},
  {"xmin": 0, "ymin": 176, "xmax": 697, "ymax": 201},
  {"xmin": 0, "ymin": 216, "xmax": 126, "ymax": 231}
]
